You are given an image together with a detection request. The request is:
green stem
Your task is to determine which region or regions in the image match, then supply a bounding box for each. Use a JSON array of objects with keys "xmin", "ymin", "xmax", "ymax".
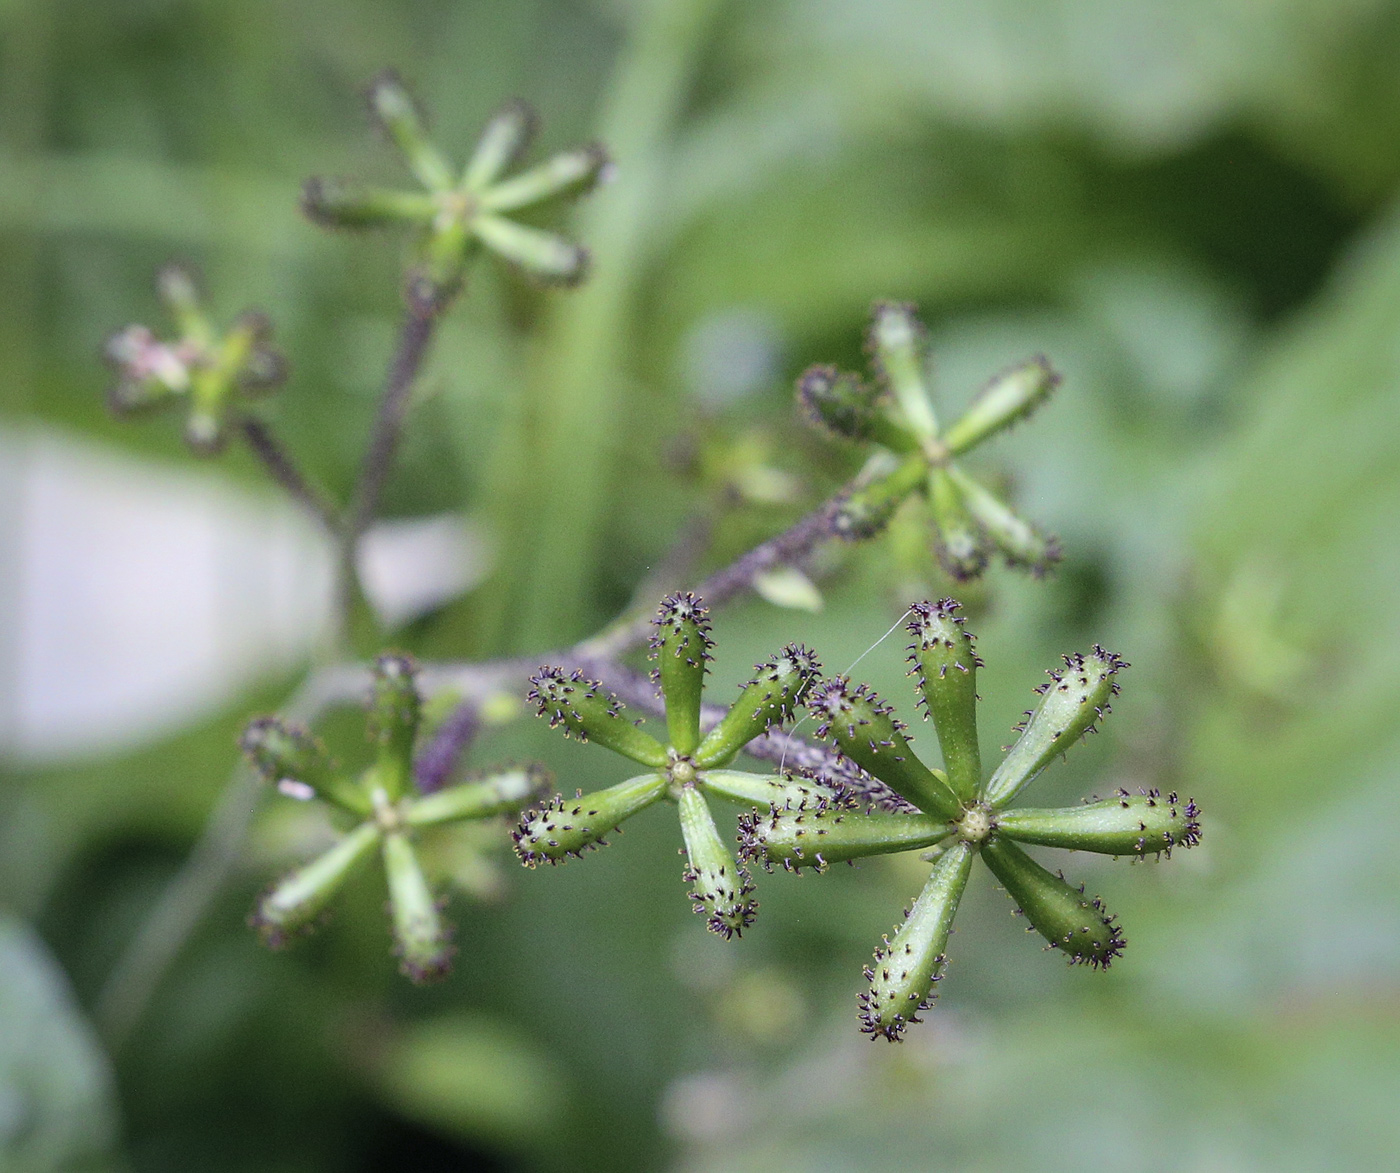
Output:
[{"xmin": 478, "ymin": 0, "xmax": 722, "ymax": 651}]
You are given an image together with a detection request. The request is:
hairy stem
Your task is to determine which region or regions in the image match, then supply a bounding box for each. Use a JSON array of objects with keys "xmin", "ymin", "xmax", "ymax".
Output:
[
  {"xmin": 238, "ymin": 416, "xmax": 341, "ymax": 535},
  {"xmin": 335, "ymin": 303, "xmax": 441, "ymax": 632}
]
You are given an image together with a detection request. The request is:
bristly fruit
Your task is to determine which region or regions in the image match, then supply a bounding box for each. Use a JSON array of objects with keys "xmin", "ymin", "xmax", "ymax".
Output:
[
  {"xmin": 806, "ymin": 676, "xmax": 960, "ymax": 818},
  {"xmin": 527, "ymin": 668, "xmax": 669, "ymax": 768},
  {"xmin": 678, "ymin": 786, "xmax": 757, "ymax": 938},
  {"xmin": 367, "ymin": 652, "xmax": 422, "ymax": 803},
  {"xmin": 860, "ymin": 841, "xmax": 973, "ymax": 1040},
  {"xmin": 980, "ymin": 837, "xmax": 1123, "ymax": 968},
  {"xmin": 513, "ymin": 774, "xmax": 668, "ymax": 865},
  {"xmin": 742, "ymin": 601, "xmax": 1196, "ymax": 1038},
  {"xmin": 982, "ymin": 644, "xmax": 1127, "ymax": 806},
  {"xmin": 651, "ymin": 593, "xmax": 714, "ymax": 755},
  {"xmin": 796, "ymin": 302, "xmax": 1062, "ymax": 582},
  {"xmin": 941, "ymin": 356, "xmax": 1059, "ymax": 455},
  {"xmin": 906, "ymin": 599, "xmax": 983, "ymax": 801},
  {"xmin": 996, "ymin": 789, "xmax": 1200, "ymax": 857},
  {"xmin": 693, "ymin": 643, "xmax": 822, "ymax": 767}
]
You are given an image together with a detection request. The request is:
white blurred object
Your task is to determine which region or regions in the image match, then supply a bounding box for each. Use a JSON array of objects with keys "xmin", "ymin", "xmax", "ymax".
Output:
[
  {"xmin": 0, "ymin": 424, "xmax": 334, "ymax": 763},
  {"xmin": 355, "ymin": 512, "xmax": 493, "ymax": 631}
]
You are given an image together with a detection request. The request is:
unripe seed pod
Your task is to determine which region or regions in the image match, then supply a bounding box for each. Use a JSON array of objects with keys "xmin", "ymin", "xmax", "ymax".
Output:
[
  {"xmin": 473, "ymin": 215, "xmax": 589, "ymax": 286},
  {"xmin": 405, "ymin": 764, "xmax": 553, "ymax": 828},
  {"xmin": 382, "ymin": 831, "xmax": 454, "ymax": 983},
  {"xmin": 651, "ymin": 593, "xmax": 713, "ymax": 754},
  {"xmin": 300, "ymin": 177, "xmax": 436, "ymax": 229},
  {"xmin": 906, "ymin": 599, "xmax": 983, "ymax": 800},
  {"xmin": 251, "ymin": 821, "xmax": 381, "ymax": 947},
  {"xmin": 240, "ymin": 716, "xmax": 370, "ymax": 816},
  {"xmin": 806, "ymin": 677, "xmax": 960, "ymax": 818},
  {"xmin": 697, "ymin": 769, "xmax": 811, "ymax": 807},
  {"xmin": 983, "ymin": 645, "xmax": 1127, "ymax": 806},
  {"xmin": 866, "ymin": 301, "xmax": 938, "ymax": 438},
  {"xmin": 462, "ymin": 98, "xmax": 539, "ymax": 192},
  {"xmin": 678, "ymin": 786, "xmax": 757, "ymax": 939},
  {"xmin": 832, "ymin": 453, "xmax": 927, "ymax": 541},
  {"xmin": 477, "ymin": 143, "xmax": 610, "ymax": 213},
  {"xmin": 693, "ymin": 644, "xmax": 822, "ymax": 768},
  {"xmin": 155, "ymin": 264, "xmax": 208, "ymax": 345},
  {"xmin": 981, "ymin": 836, "xmax": 1123, "ymax": 968},
  {"xmin": 739, "ymin": 800, "xmax": 949, "ymax": 873},
  {"xmin": 996, "ymin": 789, "xmax": 1200, "ymax": 857},
  {"xmin": 928, "ymin": 467, "xmax": 988, "ymax": 582},
  {"xmin": 796, "ymin": 365, "xmax": 916, "ymax": 451},
  {"xmin": 367, "ymin": 653, "xmax": 421, "ymax": 801},
  {"xmin": 942, "ymin": 356, "xmax": 1059, "ymax": 455},
  {"xmin": 859, "ymin": 841, "xmax": 973, "ymax": 1041},
  {"xmin": 513, "ymin": 773, "xmax": 668, "ymax": 865},
  {"xmin": 947, "ymin": 466, "xmax": 1060, "ymax": 576},
  {"xmin": 366, "ymin": 69, "xmax": 454, "ymax": 192},
  {"xmin": 528, "ymin": 668, "xmax": 669, "ymax": 768}
]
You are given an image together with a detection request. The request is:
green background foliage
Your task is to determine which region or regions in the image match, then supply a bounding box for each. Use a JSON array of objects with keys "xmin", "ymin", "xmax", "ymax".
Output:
[{"xmin": 3, "ymin": 0, "xmax": 1400, "ymax": 1169}]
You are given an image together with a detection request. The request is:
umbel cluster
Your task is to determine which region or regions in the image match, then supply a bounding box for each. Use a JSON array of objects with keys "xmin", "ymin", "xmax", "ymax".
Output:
[
  {"xmin": 99, "ymin": 73, "xmax": 1201, "ymax": 1041},
  {"xmin": 243, "ymin": 595, "xmax": 1198, "ymax": 1040}
]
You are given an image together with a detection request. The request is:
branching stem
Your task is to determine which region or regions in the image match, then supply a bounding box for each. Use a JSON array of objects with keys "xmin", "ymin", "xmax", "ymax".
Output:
[{"xmin": 238, "ymin": 416, "xmax": 341, "ymax": 535}]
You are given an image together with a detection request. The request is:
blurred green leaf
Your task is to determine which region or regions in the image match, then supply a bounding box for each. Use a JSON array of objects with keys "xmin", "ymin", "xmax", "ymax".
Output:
[{"xmin": 0, "ymin": 914, "xmax": 121, "ymax": 1173}]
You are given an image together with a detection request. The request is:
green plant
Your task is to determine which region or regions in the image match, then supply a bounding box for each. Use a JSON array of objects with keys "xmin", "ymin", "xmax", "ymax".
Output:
[
  {"xmin": 95, "ymin": 70, "xmax": 1200, "ymax": 1048},
  {"xmin": 241, "ymin": 654, "xmax": 550, "ymax": 981},
  {"xmin": 740, "ymin": 598, "xmax": 1200, "ymax": 1040}
]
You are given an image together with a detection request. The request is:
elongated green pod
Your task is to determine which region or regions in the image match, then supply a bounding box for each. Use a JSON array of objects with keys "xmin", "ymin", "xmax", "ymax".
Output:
[
  {"xmin": 983, "ymin": 646, "xmax": 1127, "ymax": 807},
  {"xmin": 477, "ymin": 143, "xmax": 609, "ymax": 213},
  {"xmin": 367, "ymin": 653, "xmax": 421, "ymax": 802},
  {"xmin": 906, "ymin": 599, "xmax": 983, "ymax": 800},
  {"xmin": 382, "ymin": 831, "xmax": 453, "ymax": 983},
  {"xmin": 997, "ymin": 789, "xmax": 1200, "ymax": 857},
  {"xmin": 942, "ymin": 356, "xmax": 1059, "ymax": 455},
  {"xmin": 693, "ymin": 644, "xmax": 822, "ymax": 767},
  {"xmin": 806, "ymin": 677, "xmax": 960, "ymax": 819},
  {"xmin": 860, "ymin": 841, "xmax": 973, "ymax": 1040},
  {"xmin": 651, "ymin": 593, "xmax": 713, "ymax": 754},
  {"xmin": 796, "ymin": 365, "xmax": 916, "ymax": 451},
  {"xmin": 251, "ymin": 821, "xmax": 381, "ymax": 947},
  {"xmin": 473, "ymin": 215, "xmax": 589, "ymax": 285},
  {"xmin": 739, "ymin": 801, "xmax": 950, "ymax": 873},
  {"xmin": 946, "ymin": 466, "xmax": 1060, "ymax": 576},
  {"xmin": 981, "ymin": 836, "xmax": 1123, "ymax": 968},
  {"xmin": 678, "ymin": 786, "xmax": 757, "ymax": 939},
  {"xmin": 405, "ymin": 765, "xmax": 553, "ymax": 827},
  {"xmin": 831, "ymin": 453, "xmax": 926, "ymax": 540},
  {"xmin": 699, "ymin": 770, "xmax": 838, "ymax": 808},
  {"xmin": 528, "ymin": 668, "xmax": 668, "ymax": 768},
  {"xmin": 366, "ymin": 70, "xmax": 454, "ymax": 191},
  {"xmin": 300, "ymin": 177, "xmax": 436, "ymax": 229},
  {"xmin": 240, "ymin": 716, "xmax": 370, "ymax": 816},
  {"xmin": 867, "ymin": 301, "xmax": 938, "ymax": 439},
  {"xmin": 513, "ymin": 773, "xmax": 668, "ymax": 866},
  {"xmin": 462, "ymin": 98, "xmax": 538, "ymax": 192},
  {"xmin": 928, "ymin": 467, "xmax": 987, "ymax": 582},
  {"xmin": 155, "ymin": 264, "xmax": 208, "ymax": 345}
]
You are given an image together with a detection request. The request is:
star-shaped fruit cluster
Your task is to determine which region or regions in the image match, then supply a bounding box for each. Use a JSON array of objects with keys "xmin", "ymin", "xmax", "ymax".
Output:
[
  {"xmin": 302, "ymin": 71, "xmax": 607, "ymax": 309},
  {"xmin": 800, "ymin": 302, "xmax": 1061, "ymax": 579},
  {"xmin": 241, "ymin": 653, "xmax": 549, "ymax": 982},
  {"xmin": 515, "ymin": 593, "xmax": 825, "ymax": 937},
  {"xmin": 103, "ymin": 264, "xmax": 286, "ymax": 453},
  {"xmin": 740, "ymin": 599, "xmax": 1199, "ymax": 1040}
]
